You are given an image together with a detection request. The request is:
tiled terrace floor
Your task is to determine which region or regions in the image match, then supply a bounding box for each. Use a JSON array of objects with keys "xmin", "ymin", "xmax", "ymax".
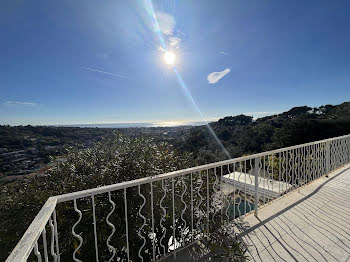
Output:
[{"xmin": 238, "ymin": 163, "xmax": 350, "ymax": 262}]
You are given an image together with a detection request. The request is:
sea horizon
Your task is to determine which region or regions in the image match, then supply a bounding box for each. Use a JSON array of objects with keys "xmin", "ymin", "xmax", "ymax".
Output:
[{"xmin": 56, "ymin": 120, "xmax": 211, "ymax": 128}]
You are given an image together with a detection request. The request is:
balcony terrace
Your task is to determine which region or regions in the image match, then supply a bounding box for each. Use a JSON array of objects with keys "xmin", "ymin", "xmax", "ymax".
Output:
[
  {"xmin": 6, "ymin": 134, "xmax": 350, "ymax": 262},
  {"xmin": 238, "ymin": 163, "xmax": 350, "ymax": 261}
]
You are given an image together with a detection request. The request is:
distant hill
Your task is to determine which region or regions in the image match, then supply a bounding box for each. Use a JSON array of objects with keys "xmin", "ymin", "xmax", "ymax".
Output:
[{"xmin": 177, "ymin": 102, "xmax": 350, "ymax": 164}]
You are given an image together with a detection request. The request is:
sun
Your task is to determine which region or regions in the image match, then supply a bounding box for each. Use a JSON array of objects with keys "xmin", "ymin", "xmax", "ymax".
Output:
[{"xmin": 163, "ymin": 51, "xmax": 176, "ymax": 65}]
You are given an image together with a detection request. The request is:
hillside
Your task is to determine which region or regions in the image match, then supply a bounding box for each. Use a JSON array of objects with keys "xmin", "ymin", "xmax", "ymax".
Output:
[{"xmin": 178, "ymin": 102, "xmax": 350, "ymax": 164}]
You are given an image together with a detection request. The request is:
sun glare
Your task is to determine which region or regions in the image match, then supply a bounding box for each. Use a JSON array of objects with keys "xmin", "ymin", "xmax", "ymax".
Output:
[{"xmin": 163, "ymin": 51, "xmax": 176, "ymax": 65}]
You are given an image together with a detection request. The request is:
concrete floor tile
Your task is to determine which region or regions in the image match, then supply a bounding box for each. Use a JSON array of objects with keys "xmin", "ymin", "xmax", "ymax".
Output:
[{"xmin": 239, "ymin": 164, "xmax": 350, "ymax": 262}]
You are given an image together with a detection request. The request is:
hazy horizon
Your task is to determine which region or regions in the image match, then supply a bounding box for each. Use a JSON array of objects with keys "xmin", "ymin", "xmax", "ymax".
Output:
[
  {"xmin": 2, "ymin": 100, "xmax": 350, "ymax": 127},
  {"xmin": 0, "ymin": 109, "xmax": 281, "ymax": 127}
]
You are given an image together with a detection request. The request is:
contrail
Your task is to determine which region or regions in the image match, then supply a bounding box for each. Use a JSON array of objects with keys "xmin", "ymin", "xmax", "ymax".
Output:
[{"xmin": 81, "ymin": 67, "xmax": 128, "ymax": 78}]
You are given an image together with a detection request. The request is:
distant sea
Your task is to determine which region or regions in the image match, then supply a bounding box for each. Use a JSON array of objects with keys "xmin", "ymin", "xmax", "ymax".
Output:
[{"xmin": 58, "ymin": 121, "xmax": 209, "ymax": 128}]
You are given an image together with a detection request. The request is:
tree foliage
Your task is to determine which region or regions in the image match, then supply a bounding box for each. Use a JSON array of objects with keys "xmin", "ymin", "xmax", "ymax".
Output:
[
  {"xmin": 0, "ymin": 133, "xmax": 193, "ymax": 261},
  {"xmin": 177, "ymin": 102, "xmax": 350, "ymax": 164}
]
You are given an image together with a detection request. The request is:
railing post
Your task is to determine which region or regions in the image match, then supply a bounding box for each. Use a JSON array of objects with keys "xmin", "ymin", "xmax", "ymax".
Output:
[
  {"xmin": 326, "ymin": 141, "xmax": 330, "ymax": 175},
  {"xmin": 254, "ymin": 157, "xmax": 259, "ymax": 218}
]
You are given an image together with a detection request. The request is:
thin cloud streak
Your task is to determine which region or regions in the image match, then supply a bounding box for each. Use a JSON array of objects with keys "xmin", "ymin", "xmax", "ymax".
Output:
[
  {"xmin": 5, "ymin": 101, "xmax": 38, "ymax": 106},
  {"xmin": 219, "ymin": 51, "xmax": 229, "ymax": 55},
  {"xmin": 169, "ymin": 36, "xmax": 181, "ymax": 48},
  {"xmin": 81, "ymin": 67, "xmax": 128, "ymax": 78}
]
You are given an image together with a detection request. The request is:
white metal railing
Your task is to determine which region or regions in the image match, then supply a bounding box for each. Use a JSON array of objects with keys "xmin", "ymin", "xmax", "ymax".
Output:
[{"xmin": 6, "ymin": 134, "xmax": 350, "ymax": 262}]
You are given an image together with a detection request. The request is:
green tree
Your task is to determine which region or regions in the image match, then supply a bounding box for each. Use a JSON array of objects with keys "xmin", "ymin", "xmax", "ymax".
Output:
[{"xmin": 0, "ymin": 133, "xmax": 193, "ymax": 261}]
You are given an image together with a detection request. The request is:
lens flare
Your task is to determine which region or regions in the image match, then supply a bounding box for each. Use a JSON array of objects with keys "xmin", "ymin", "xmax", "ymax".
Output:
[
  {"xmin": 143, "ymin": 0, "xmax": 231, "ymax": 159},
  {"xmin": 173, "ymin": 68, "xmax": 231, "ymax": 159}
]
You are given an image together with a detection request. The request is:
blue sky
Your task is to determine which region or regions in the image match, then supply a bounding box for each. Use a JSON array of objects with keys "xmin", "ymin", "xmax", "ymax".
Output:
[{"xmin": 1, "ymin": 0, "xmax": 349, "ymax": 126}]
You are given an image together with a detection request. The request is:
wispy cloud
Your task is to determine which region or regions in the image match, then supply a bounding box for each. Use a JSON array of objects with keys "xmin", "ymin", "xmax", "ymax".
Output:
[
  {"xmin": 156, "ymin": 12, "xmax": 175, "ymax": 36},
  {"xmin": 169, "ymin": 36, "xmax": 181, "ymax": 49},
  {"xmin": 155, "ymin": 12, "xmax": 182, "ymax": 50},
  {"xmin": 158, "ymin": 46, "xmax": 166, "ymax": 52},
  {"xmin": 207, "ymin": 69, "xmax": 231, "ymax": 84},
  {"xmin": 81, "ymin": 67, "xmax": 128, "ymax": 79},
  {"xmin": 219, "ymin": 51, "xmax": 229, "ymax": 55},
  {"xmin": 5, "ymin": 101, "xmax": 38, "ymax": 106}
]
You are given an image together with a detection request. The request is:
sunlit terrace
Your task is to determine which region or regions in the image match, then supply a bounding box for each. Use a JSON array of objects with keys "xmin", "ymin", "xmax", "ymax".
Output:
[{"xmin": 6, "ymin": 134, "xmax": 350, "ymax": 262}]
